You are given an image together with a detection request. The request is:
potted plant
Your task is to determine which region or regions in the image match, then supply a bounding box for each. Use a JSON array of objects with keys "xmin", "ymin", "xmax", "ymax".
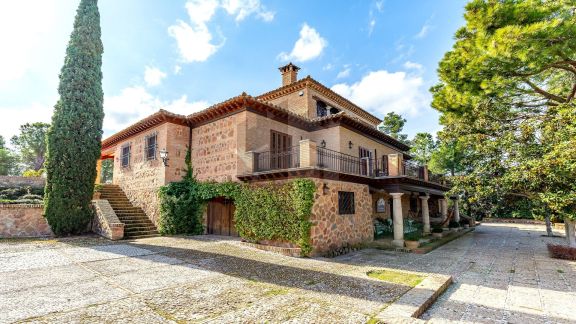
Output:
[
  {"xmin": 431, "ymin": 227, "xmax": 443, "ymax": 238},
  {"xmin": 448, "ymin": 220, "xmax": 460, "ymax": 231},
  {"xmin": 460, "ymin": 219, "xmax": 470, "ymax": 229},
  {"xmin": 404, "ymin": 232, "xmax": 422, "ymax": 249}
]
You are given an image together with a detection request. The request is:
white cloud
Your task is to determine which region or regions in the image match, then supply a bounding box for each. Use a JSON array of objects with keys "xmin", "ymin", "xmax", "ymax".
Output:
[
  {"xmin": 221, "ymin": 0, "xmax": 275, "ymax": 22},
  {"xmin": 336, "ymin": 67, "xmax": 351, "ymax": 79},
  {"xmin": 144, "ymin": 66, "xmax": 167, "ymax": 87},
  {"xmin": 331, "ymin": 70, "xmax": 429, "ymax": 117},
  {"xmin": 415, "ymin": 24, "xmax": 431, "ymax": 39},
  {"xmin": 403, "ymin": 61, "xmax": 423, "ymax": 71},
  {"xmin": 168, "ymin": 20, "xmax": 221, "ymax": 63},
  {"xmin": 278, "ymin": 24, "xmax": 327, "ymax": 62},
  {"xmin": 173, "ymin": 65, "xmax": 182, "ymax": 75},
  {"xmin": 0, "ymin": 1, "xmax": 73, "ymax": 86},
  {"xmin": 103, "ymin": 86, "xmax": 208, "ymax": 137},
  {"xmin": 0, "ymin": 103, "xmax": 53, "ymax": 143},
  {"xmin": 169, "ymin": 0, "xmax": 273, "ymax": 63},
  {"xmin": 368, "ymin": 19, "xmax": 376, "ymax": 35}
]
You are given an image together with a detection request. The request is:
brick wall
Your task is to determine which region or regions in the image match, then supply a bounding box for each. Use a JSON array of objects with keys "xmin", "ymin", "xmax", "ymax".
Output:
[
  {"xmin": 0, "ymin": 204, "xmax": 52, "ymax": 237},
  {"xmin": 192, "ymin": 112, "xmax": 245, "ymax": 182}
]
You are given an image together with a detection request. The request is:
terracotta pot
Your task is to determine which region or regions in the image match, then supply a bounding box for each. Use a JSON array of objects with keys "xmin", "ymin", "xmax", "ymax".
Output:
[
  {"xmin": 464, "ymin": 224, "xmax": 470, "ymax": 229},
  {"xmin": 405, "ymin": 240, "xmax": 420, "ymax": 249},
  {"xmin": 432, "ymin": 232, "xmax": 443, "ymax": 239}
]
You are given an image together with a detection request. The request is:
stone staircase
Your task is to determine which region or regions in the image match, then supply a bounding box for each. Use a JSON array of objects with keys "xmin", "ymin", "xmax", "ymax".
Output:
[{"xmin": 98, "ymin": 184, "xmax": 159, "ymax": 239}]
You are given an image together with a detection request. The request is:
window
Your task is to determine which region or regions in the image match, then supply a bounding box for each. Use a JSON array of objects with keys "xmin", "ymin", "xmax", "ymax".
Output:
[
  {"xmin": 145, "ymin": 133, "xmax": 157, "ymax": 160},
  {"xmin": 338, "ymin": 191, "xmax": 355, "ymax": 214},
  {"xmin": 316, "ymin": 100, "xmax": 327, "ymax": 117},
  {"xmin": 121, "ymin": 144, "xmax": 131, "ymax": 168},
  {"xmin": 380, "ymin": 155, "xmax": 389, "ymax": 176}
]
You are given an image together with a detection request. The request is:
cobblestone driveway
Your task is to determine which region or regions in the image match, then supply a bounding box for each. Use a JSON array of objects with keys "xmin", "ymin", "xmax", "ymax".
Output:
[{"xmin": 1, "ymin": 223, "xmax": 574, "ymax": 323}]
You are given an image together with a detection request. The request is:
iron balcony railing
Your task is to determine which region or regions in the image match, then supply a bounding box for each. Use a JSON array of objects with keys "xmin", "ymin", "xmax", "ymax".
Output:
[
  {"xmin": 254, "ymin": 145, "xmax": 300, "ymax": 172},
  {"xmin": 252, "ymin": 146, "xmax": 442, "ymax": 183},
  {"xmin": 316, "ymin": 147, "xmax": 389, "ymax": 177}
]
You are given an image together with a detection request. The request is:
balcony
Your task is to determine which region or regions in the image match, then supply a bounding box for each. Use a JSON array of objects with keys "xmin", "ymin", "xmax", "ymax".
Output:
[{"xmin": 248, "ymin": 139, "xmax": 445, "ymax": 184}]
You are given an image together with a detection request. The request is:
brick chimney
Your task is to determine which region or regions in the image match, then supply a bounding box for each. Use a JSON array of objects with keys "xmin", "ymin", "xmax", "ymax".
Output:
[{"xmin": 279, "ymin": 62, "xmax": 300, "ymax": 86}]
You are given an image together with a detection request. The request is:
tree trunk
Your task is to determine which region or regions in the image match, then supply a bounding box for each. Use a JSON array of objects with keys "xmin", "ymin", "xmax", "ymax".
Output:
[
  {"xmin": 545, "ymin": 213, "xmax": 553, "ymax": 237},
  {"xmin": 565, "ymin": 219, "xmax": 576, "ymax": 247}
]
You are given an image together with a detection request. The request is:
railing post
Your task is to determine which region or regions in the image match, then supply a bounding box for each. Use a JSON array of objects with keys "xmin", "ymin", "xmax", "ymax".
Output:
[{"xmin": 299, "ymin": 139, "xmax": 317, "ymax": 168}]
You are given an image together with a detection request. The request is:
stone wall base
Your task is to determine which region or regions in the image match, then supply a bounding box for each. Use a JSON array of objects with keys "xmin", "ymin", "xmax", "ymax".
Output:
[
  {"xmin": 0, "ymin": 204, "xmax": 53, "ymax": 237},
  {"xmin": 92, "ymin": 200, "xmax": 124, "ymax": 240},
  {"xmin": 242, "ymin": 241, "xmax": 302, "ymax": 257}
]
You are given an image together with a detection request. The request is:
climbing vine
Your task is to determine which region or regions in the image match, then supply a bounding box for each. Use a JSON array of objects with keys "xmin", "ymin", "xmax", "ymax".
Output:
[{"xmin": 157, "ymin": 149, "xmax": 316, "ymax": 255}]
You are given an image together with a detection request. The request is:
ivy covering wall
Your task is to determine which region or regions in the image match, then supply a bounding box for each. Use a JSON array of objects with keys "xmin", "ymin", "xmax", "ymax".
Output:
[{"xmin": 157, "ymin": 157, "xmax": 316, "ymax": 255}]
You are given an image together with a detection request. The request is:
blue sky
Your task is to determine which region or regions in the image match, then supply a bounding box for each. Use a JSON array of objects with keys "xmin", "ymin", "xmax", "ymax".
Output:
[{"xmin": 0, "ymin": 0, "xmax": 466, "ymax": 143}]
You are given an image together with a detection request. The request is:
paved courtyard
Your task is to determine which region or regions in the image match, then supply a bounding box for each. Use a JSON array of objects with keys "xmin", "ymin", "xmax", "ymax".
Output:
[{"xmin": 0, "ymin": 223, "xmax": 575, "ymax": 323}]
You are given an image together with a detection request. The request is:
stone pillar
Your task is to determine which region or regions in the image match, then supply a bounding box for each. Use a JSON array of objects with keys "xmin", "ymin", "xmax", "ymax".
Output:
[
  {"xmin": 387, "ymin": 154, "xmax": 401, "ymax": 176},
  {"xmin": 390, "ymin": 193, "xmax": 404, "ymax": 247},
  {"xmin": 440, "ymin": 199, "xmax": 448, "ymax": 221},
  {"xmin": 299, "ymin": 139, "xmax": 317, "ymax": 168},
  {"xmin": 243, "ymin": 151, "xmax": 257, "ymax": 173},
  {"xmin": 420, "ymin": 195, "xmax": 430, "ymax": 235},
  {"xmin": 452, "ymin": 197, "xmax": 460, "ymax": 223},
  {"xmin": 95, "ymin": 159, "xmax": 102, "ymax": 184}
]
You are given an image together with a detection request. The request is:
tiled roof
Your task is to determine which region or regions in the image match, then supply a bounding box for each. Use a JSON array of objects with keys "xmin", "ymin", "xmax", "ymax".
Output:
[{"xmin": 101, "ymin": 93, "xmax": 410, "ymax": 152}]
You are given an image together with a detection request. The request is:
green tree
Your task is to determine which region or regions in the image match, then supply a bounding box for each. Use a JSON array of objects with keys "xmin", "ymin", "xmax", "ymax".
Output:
[
  {"xmin": 431, "ymin": 0, "xmax": 576, "ymax": 242},
  {"xmin": 44, "ymin": 0, "xmax": 104, "ymax": 235},
  {"xmin": 0, "ymin": 135, "xmax": 5, "ymax": 149},
  {"xmin": 11, "ymin": 122, "xmax": 50, "ymax": 172},
  {"xmin": 0, "ymin": 149, "xmax": 19, "ymax": 176},
  {"xmin": 378, "ymin": 112, "xmax": 410, "ymax": 144},
  {"xmin": 410, "ymin": 133, "xmax": 437, "ymax": 165}
]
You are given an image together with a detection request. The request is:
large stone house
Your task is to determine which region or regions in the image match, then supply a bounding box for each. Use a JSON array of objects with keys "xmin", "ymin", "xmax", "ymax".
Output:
[{"xmin": 98, "ymin": 63, "xmax": 458, "ymax": 254}]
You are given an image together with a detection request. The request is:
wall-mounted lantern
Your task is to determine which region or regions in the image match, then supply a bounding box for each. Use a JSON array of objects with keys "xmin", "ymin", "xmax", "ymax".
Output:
[
  {"xmin": 348, "ymin": 140, "xmax": 353, "ymax": 149},
  {"xmin": 322, "ymin": 183, "xmax": 329, "ymax": 195},
  {"xmin": 159, "ymin": 148, "xmax": 169, "ymax": 166},
  {"xmin": 320, "ymin": 140, "xmax": 326, "ymax": 148}
]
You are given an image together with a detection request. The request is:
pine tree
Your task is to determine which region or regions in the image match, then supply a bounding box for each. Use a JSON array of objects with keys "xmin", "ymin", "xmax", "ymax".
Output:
[{"xmin": 44, "ymin": 0, "xmax": 104, "ymax": 235}]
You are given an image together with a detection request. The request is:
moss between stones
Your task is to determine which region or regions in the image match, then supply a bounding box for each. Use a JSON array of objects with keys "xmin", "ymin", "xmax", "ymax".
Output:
[{"xmin": 366, "ymin": 270, "xmax": 424, "ymax": 287}]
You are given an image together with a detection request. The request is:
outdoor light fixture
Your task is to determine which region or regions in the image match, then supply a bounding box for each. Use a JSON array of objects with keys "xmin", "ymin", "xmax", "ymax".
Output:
[
  {"xmin": 348, "ymin": 140, "xmax": 353, "ymax": 149},
  {"xmin": 321, "ymin": 140, "xmax": 326, "ymax": 148},
  {"xmin": 159, "ymin": 148, "xmax": 169, "ymax": 166},
  {"xmin": 322, "ymin": 183, "xmax": 329, "ymax": 195}
]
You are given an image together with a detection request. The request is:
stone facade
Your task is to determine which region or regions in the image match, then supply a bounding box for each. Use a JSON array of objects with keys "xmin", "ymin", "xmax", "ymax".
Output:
[
  {"xmin": 0, "ymin": 204, "xmax": 52, "ymax": 237},
  {"xmin": 91, "ymin": 200, "xmax": 124, "ymax": 240},
  {"xmin": 309, "ymin": 179, "xmax": 373, "ymax": 255}
]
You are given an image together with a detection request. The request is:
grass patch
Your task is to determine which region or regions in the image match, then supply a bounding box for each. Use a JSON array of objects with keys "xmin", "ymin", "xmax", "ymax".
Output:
[
  {"xmin": 264, "ymin": 288, "xmax": 290, "ymax": 297},
  {"xmin": 557, "ymin": 269, "xmax": 564, "ymax": 273},
  {"xmin": 367, "ymin": 270, "xmax": 424, "ymax": 287}
]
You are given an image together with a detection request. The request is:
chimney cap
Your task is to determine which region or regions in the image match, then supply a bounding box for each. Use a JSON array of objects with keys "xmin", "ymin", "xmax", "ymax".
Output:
[{"xmin": 279, "ymin": 62, "xmax": 301, "ymax": 73}]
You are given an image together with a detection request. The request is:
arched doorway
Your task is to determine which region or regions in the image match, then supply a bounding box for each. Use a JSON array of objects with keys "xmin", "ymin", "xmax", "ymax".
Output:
[{"xmin": 207, "ymin": 197, "xmax": 238, "ymax": 236}]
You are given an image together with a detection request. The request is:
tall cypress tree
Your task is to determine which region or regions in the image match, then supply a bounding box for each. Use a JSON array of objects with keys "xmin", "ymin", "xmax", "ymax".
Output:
[{"xmin": 44, "ymin": 0, "xmax": 104, "ymax": 235}]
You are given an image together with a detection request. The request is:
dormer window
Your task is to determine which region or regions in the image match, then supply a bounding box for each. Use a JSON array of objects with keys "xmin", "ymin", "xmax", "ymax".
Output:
[{"xmin": 316, "ymin": 100, "xmax": 328, "ymax": 117}]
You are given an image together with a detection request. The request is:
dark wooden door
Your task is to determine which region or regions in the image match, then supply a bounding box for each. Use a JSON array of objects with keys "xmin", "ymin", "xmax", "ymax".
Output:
[
  {"xmin": 207, "ymin": 198, "xmax": 237, "ymax": 236},
  {"xmin": 270, "ymin": 130, "xmax": 292, "ymax": 169}
]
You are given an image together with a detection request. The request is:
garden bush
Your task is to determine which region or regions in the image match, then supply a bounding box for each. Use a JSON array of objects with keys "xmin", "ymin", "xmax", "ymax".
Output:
[
  {"xmin": 0, "ymin": 186, "xmax": 44, "ymax": 200},
  {"xmin": 547, "ymin": 244, "xmax": 576, "ymax": 261},
  {"xmin": 448, "ymin": 220, "xmax": 460, "ymax": 228}
]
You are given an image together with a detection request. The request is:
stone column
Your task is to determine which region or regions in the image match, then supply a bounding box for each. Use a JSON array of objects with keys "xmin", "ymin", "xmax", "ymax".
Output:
[
  {"xmin": 95, "ymin": 159, "xmax": 102, "ymax": 184},
  {"xmin": 299, "ymin": 139, "xmax": 317, "ymax": 168},
  {"xmin": 440, "ymin": 199, "xmax": 448, "ymax": 221},
  {"xmin": 420, "ymin": 195, "xmax": 430, "ymax": 235},
  {"xmin": 453, "ymin": 197, "xmax": 460, "ymax": 223},
  {"xmin": 390, "ymin": 193, "xmax": 404, "ymax": 247},
  {"xmin": 243, "ymin": 151, "xmax": 257, "ymax": 173}
]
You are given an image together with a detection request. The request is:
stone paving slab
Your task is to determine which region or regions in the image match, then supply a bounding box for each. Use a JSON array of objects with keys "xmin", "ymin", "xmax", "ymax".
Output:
[{"xmin": 2, "ymin": 223, "xmax": 576, "ymax": 323}]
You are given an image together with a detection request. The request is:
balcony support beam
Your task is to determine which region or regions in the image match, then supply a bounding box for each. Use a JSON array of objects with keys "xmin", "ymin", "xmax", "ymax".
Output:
[{"xmin": 420, "ymin": 195, "xmax": 430, "ymax": 235}]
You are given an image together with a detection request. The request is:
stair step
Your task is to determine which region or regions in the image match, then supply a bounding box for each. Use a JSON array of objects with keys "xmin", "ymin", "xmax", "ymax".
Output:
[{"xmin": 124, "ymin": 233, "xmax": 159, "ymax": 239}]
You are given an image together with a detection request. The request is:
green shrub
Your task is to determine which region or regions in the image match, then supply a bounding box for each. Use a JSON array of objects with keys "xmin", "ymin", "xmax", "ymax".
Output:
[
  {"xmin": 448, "ymin": 220, "xmax": 460, "ymax": 228},
  {"xmin": 431, "ymin": 227, "xmax": 443, "ymax": 233},
  {"xmin": 0, "ymin": 186, "xmax": 44, "ymax": 200},
  {"xmin": 234, "ymin": 179, "xmax": 316, "ymax": 255},
  {"xmin": 157, "ymin": 177, "xmax": 206, "ymax": 235},
  {"xmin": 404, "ymin": 231, "xmax": 422, "ymax": 241}
]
